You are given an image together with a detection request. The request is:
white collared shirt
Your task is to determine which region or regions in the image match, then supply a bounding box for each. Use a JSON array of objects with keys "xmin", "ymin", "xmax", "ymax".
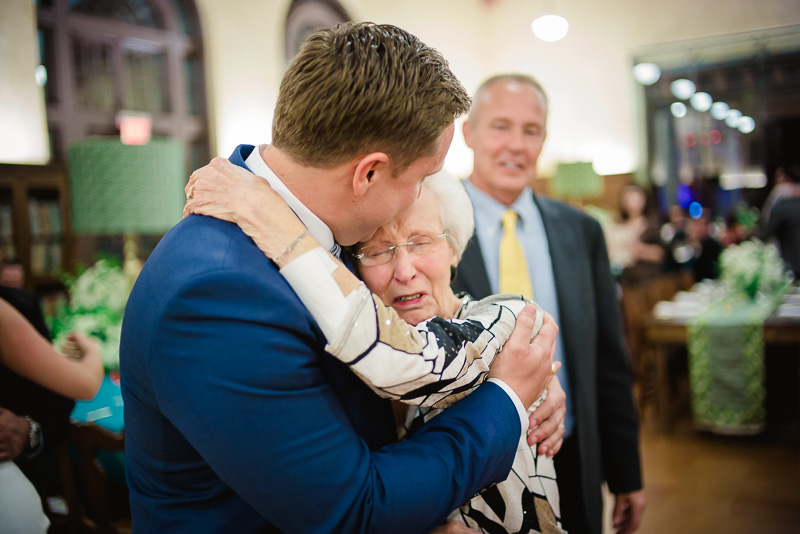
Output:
[{"xmin": 245, "ymin": 147, "xmax": 341, "ymax": 257}]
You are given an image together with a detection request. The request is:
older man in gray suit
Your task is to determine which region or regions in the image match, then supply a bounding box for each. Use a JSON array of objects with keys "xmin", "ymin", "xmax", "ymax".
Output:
[{"xmin": 452, "ymin": 74, "xmax": 646, "ymax": 534}]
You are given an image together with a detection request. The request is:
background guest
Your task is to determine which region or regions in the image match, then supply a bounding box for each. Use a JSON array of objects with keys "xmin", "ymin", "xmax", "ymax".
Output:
[
  {"xmin": 0, "ymin": 258, "xmax": 25, "ymax": 290},
  {"xmin": 720, "ymin": 211, "xmax": 747, "ymax": 248},
  {"xmin": 616, "ymin": 184, "xmax": 666, "ymax": 287},
  {"xmin": 0, "ymin": 295, "xmax": 102, "ymax": 533},
  {"xmin": 762, "ymin": 165, "xmax": 800, "ymax": 223},
  {"xmin": 661, "ymin": 205, "xmax": 694, "ymax": 274},
  {"xmin": 453, "ymin": 73, "xmax": 645, "ymax": 534},
  {"xmin": 686, "ymin": 213, "xmax": 723, "ymax": 282},
  {"xmin": 759, "ymin": 164, "xmax": 800, "ymax": 276}
]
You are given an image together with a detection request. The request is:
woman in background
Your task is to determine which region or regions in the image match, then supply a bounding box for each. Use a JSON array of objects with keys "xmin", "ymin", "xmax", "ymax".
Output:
[
  {"xmin": 615, "ymin": 184, "xmax": 665, "ymax": 286},
  {"xmin": 0, "ymin": 298, "xmax": 102, "ymax": 534}
]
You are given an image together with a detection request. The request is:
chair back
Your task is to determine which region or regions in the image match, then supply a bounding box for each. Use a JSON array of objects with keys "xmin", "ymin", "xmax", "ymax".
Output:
[{"xmin": 57, "ymin": 421, "xmax": 129, "ymax": 534}]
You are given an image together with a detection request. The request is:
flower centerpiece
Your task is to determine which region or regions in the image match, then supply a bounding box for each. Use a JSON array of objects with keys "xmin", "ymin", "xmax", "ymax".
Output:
[
  {"xmin": 718, "ymin": 239, "xmax": 792, "ymax": 301},
  {"xmin": 51, "ymin": 257, "xmax": 129, "ymax": 370}
]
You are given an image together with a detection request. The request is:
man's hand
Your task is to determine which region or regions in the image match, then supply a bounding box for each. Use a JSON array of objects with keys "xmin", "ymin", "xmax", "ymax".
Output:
[
  {"xmin": 429, "ymin": 521, "xmax": 480, "ymax": 534},
  {"xmin": 0, "ymin": 407, "xmax": 30, "ymax": 462},
  {"xmin": 489, "ymin": 307, "xmax": 558, "ymax": 410},
  {"xmin": 612, "ymin": 489, "xmax": 646, "ymax": 534},
  {"xmin": 527, "ymin": 375, "xmax": 567, "ymax": 455}
]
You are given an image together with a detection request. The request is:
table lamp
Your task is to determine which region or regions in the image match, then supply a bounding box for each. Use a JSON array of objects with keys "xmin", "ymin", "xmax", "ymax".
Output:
[
  {"xmin": 68, "ymin": 137, "xmax": 185, "ymax": 286},
  {"xmin": 551, "ymin": 161, "xmax": 603, "ymax": 200}
]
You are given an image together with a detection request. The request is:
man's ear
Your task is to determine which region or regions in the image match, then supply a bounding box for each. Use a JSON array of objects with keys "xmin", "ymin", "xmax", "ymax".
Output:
[
  {"xmin": 352, "ymin": 152, "xmax": 390, "ymax": 197},
  {"xmin": 462, "ymin": 120, "xmax": 473, "ymax": 149}
]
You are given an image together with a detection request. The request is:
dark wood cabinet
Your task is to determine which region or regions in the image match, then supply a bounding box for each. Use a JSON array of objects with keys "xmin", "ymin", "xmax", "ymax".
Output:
[{"xmin": 0, "ymin": 163, "xmax": 73, "ymax": 295}]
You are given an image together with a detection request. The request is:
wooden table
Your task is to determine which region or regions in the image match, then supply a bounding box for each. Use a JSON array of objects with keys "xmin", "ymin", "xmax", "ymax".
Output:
[{"xmin": 644, "ymin": 311, "xmax": 800, "ymax": 433}]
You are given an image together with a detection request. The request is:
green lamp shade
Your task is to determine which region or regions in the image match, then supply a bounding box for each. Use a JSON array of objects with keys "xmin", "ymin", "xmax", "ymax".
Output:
[
  {"xmin": 552, "ymin": 161, "xmax": 603, "ymax": 199},
  {"xmin": 68, "ymin": 137, "xmax": 185, "ymax": 235}
]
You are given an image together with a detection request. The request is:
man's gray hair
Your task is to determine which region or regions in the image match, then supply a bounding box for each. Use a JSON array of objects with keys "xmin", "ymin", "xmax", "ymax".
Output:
[
  {"xmin": 470, "ymin": 73, "xmax": 549, "ymax": 123},
  {"xmin": 423, "ymin": 171, "xmax": 475, "ymax": 262}
]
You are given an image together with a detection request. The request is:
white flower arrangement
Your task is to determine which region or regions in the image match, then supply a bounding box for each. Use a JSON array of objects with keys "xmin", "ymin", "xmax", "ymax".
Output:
[
  {"xmin": 718, "ymin": 239, "xmax": 791, "ymax": 301},
  {"xmin": 51, "ymin": 258, "xmax": 129, "ymax": 370}
]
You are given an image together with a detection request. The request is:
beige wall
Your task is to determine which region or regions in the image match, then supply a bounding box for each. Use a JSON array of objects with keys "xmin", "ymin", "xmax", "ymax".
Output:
[
  {"xmin": 195, "ymin": 0, "xmax": 800, "ymax": 177},
  {"xmin": 0, "ymin": 0, "xmax": 49, "ymax": 164}
]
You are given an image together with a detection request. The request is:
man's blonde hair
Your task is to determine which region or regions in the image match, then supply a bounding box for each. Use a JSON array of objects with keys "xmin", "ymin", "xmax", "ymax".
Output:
[{"xmin": 273, "ymin": 22, "xmax": 471, "ymax": 174}]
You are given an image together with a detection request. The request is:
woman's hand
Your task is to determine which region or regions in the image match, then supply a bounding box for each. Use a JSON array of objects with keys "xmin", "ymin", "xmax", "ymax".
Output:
[
  {"xmin": 184, "ymin": 157, "xmax": 263, "ymax": 224},
  {"xmin": 63, "ymin": 332, "xmax": 104, "ymax": 399},
  {"xmin": 184, "ymin": 157, "xmax": 310, "ymax": 260}
]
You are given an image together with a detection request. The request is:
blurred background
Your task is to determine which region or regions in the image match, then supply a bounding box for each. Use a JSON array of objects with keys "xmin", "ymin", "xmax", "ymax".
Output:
[
  {"xmin": 1, "ymin": 0, "xmax": 799, "ymax": 532},
  {"xmin": 2, "ymin": 0, "xmax": 799, "ymax": 293}
]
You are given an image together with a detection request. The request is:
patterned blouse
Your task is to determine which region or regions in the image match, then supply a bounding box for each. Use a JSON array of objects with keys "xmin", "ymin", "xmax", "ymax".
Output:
[{"xmin": 279, "ymin": 250, "xmax": 565, "ymax": 533}]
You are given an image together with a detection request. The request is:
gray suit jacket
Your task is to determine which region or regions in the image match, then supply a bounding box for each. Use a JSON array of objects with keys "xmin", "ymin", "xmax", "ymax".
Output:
[{"xmin": 452, "ymin": 193, "xmax": 643, "ymax": 533}]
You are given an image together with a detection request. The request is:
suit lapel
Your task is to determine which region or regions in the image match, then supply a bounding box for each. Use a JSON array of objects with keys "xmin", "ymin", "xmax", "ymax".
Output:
[
  {"xmin": 533, "ymin": 194, "xmax": 582, "ymax": 374},
  {"xmin": 454, "ymin": 233, "xmax": 493, "ymax": 299}
]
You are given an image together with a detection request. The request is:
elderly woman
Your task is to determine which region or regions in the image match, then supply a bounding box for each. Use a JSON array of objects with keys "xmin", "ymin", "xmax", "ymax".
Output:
[{"xmin": 185, "ymin": 169, "xmax": 567, "ymax": 534}]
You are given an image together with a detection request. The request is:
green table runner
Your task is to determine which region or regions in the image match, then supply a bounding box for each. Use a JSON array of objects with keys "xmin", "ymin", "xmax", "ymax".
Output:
[{"xmin": 687, "ymin": 297, "xmax": 778, "ymax": 435}]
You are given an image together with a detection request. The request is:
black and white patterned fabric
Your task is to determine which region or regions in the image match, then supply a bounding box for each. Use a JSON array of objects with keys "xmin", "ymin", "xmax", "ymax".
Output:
[
  {"xmin": 321, "ymin": 291, "xmax": 566, "ymax": 533},
  {"xmin": 277, "ymin": 259, "xmax": 566, "ymax": 533},
  {"xmin": 398, "ymin": 296, "xmax": 565, "ymax": 534}
]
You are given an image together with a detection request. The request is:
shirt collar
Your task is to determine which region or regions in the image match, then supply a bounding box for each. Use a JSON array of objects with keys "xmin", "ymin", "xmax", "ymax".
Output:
[
  {"xmin": 245, "ymin": 146, "xmax": 338, "ymax": 255},
  {"xmin": 465, "ymin": 179, "xmax": 538, "ymax": 234}
]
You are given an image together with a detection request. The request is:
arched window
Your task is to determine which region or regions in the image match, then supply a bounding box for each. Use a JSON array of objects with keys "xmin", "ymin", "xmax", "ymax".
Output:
[
  {"xmin": 284, "ymin": 0, "xmax": 350, "ymax": 64},
  {"xmin": 36, "ymin": 0, "xmax": 209, "ymax": 173}
]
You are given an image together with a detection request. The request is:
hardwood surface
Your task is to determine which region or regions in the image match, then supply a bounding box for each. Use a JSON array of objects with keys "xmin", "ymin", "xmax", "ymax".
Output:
[{"xmin": 615, "ymin": 415, "xmax": 800, "ymax": 534}]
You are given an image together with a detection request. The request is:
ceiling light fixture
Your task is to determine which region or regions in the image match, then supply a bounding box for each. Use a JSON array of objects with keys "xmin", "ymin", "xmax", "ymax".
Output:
[
  {"xmin": 738, "ymin": 116, "xmax": 755, "ymax": 134},
  {"xmin": 725, "ymin": 109, "xmax": 742, "ymax": 128},
  {"xmin": 671, "ymin": 102, "xmax": 688, "ymax": 118},
  {"xmin": 531, "ymin": 14, "xmax": 569, "ymax": 42},
  {"xmin": 633, "ymin": 63, "xmax": 661, "ymax": 85},
  {"xmin": 671, "ymin": 79, "xmax": 696, "ymax": 100},
  {"xmin": 710, "ymin": 101, "xmax": 729, "ymax": 120},
  {"xmin": 690, "ymin": 92, "xmax": 712, "ymax": 112}
]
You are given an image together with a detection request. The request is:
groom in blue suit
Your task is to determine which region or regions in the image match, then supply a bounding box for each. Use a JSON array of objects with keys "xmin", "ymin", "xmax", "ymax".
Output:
[{"xmin": 120, "ymin": 23, "xmax": 557, "ymax": 533}]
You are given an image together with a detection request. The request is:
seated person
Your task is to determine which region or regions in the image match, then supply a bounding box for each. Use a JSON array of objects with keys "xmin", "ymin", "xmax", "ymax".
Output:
[
  {"xmin": 0, "ymin": 258, "xmax": 24, "ymax": 289},
  {"xmin": 186, "ymin": 168, "xmax": 568, "ymax": 534},
  {"xmin": 0, "ymin": 296, "xmax": 102, "ymax": 534}
]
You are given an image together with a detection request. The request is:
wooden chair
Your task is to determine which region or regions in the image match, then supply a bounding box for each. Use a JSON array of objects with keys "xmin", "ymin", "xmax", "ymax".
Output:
[
  {"xmin": 57, "ymin": 421, "xmax": 130, "ymax": 534},
  {"xmin": 621, "ymin": 274, "xmax": 688, "ymax": 420}
]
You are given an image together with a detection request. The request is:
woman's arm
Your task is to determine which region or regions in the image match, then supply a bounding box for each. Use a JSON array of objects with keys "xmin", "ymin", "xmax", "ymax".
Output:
[
  {"xmin": 184, "ymin": 159, "xmax": 547, "ymax": 408},
  {"xmin": 0, "ymin": 299, "xmax": 103, "ymax": 400}
]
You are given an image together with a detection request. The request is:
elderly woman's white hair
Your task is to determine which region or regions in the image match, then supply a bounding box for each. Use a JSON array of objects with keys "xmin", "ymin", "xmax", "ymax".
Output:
[{"xmin": 422, "ymin": 171, "xmax": 474, "ymax": 262}]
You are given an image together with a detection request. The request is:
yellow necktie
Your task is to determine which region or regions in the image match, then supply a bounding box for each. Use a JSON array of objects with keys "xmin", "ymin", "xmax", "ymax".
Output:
[{"xmin": 499, "ymin": 210, "xmax": 533, "ymax": 298}]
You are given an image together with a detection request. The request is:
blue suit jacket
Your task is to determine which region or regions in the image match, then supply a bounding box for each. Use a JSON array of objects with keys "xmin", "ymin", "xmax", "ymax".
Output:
[{"xmin": 120, "ymin": 145, "xmax": 521, "ymax": 533}]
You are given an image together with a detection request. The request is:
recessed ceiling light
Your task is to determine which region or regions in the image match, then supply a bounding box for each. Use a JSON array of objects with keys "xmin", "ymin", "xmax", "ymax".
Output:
[{"xmin": 531, "ymin": 14, "xmax": 569, "ymax": 42}]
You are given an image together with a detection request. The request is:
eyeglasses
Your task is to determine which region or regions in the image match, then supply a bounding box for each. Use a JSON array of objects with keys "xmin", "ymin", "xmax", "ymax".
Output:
[{"xmin": 354, "ymin": 232, "xmax": 448, "ymax": 266}]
